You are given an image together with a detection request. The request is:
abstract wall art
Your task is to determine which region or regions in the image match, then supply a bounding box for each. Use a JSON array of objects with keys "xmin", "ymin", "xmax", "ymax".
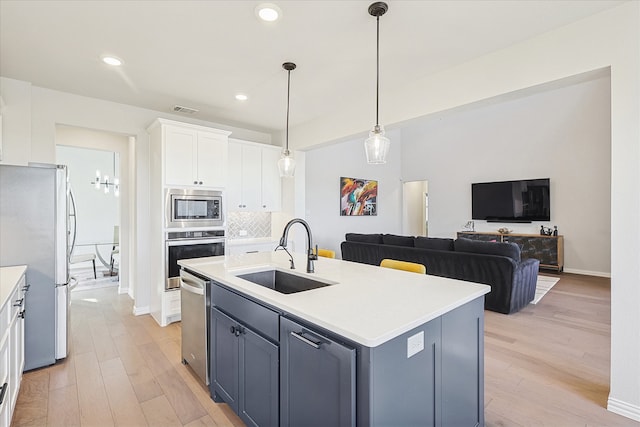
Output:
[{"xmin": 340, "ymin": 177, "xmax": 378, "ymax": 216}]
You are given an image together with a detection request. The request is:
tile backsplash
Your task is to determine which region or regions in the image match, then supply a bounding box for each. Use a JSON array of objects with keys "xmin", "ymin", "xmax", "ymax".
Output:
[{"xmin": 227, "ymin": 212, "xmax": 272, "ymax": 238}]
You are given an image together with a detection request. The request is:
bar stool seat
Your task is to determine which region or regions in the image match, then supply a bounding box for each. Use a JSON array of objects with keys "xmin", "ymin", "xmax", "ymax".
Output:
[{"xmin": 380, "ymin": 259, "xmax": 426, "ymax": 274}]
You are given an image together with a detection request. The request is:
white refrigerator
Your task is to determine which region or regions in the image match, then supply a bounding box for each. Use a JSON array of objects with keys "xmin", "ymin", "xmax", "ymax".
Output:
[{"xmin": 0, "ymin": 163, "xmax": 70, "ymax": 370}]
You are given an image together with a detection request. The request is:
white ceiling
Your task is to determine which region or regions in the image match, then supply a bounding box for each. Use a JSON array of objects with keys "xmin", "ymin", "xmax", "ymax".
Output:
[{"xmin": 0, "ymin": 0, "xmax": 624, "ymax": 135}]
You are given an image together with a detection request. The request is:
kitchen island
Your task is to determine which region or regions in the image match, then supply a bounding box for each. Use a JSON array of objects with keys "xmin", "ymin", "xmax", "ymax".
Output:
[{"xmin": 180, "ymin": 251, "xmax": 490, "ymax": 427}]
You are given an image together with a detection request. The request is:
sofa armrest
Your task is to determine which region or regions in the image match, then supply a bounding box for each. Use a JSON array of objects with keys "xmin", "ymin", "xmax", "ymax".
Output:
[{"xmin": 508, "ymin": 258, "xmax": 541, "ymax": 313}]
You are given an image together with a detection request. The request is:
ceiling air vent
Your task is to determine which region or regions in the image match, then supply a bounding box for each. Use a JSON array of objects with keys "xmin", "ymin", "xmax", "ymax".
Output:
[{"xmin": 173, "ymin": 105, "xmax": 199, "ymax": 114}]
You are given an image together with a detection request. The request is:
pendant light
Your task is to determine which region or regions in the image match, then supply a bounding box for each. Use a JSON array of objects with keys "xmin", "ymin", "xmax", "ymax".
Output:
[
  {"xmin": 364, "ymin": 2, "xmax": 390, "ymax": 164},
  {"xmin": 278, "ymin": 62, "xmax": 297, "ymax": 178}
]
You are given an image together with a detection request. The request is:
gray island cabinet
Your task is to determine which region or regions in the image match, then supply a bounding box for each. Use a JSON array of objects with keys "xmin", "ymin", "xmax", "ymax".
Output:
[{"xmin": 180, "ymin": 251, "xmax": 489, "ymax": 427}]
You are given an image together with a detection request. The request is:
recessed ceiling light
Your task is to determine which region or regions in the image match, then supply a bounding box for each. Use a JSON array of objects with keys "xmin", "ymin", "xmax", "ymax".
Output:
[
  {"xmin": 235, "ymin": 94, "xmax": 248, "ymax": 101},
  {"xmin": 102, "ymin": 56, "xmax": 123, "ymax": 66},
  {"xmin": 256, "ymin": 3, "xmax": 281, "ymax": 22}
]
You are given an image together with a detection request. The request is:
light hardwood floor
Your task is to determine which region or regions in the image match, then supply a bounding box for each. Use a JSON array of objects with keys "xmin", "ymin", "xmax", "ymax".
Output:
[
  {"xmin": 11, "ymin": 286, "xmax": 244, "ymax": 427},
  {"xmin": 11, "ymin": 273, "xmax": 639, "ymax": 426},
  {"xmin": 484, "ymin": 273, "xmax": 637, "ymax": 426}
]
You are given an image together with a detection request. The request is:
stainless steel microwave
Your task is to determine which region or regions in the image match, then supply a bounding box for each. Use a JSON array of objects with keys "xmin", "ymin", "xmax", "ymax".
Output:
[{"xmin": 165, "ymin": 188, "xmax": 223, "ymax": 228}]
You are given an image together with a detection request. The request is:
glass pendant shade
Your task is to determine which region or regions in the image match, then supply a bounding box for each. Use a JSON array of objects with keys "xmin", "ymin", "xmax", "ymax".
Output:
[
  {"xmin": 364, "ymin": 124, "xmax": 390, "ymax": 164},
  {"xmin": 277, "ymin": 149, "xmax": 296, "ymax": 177}
]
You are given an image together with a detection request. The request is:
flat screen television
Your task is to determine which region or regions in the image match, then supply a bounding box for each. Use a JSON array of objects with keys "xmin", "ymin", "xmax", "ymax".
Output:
[{"xmin": 472, "ymin": 178, "xmax": 550, "ymax": 222}]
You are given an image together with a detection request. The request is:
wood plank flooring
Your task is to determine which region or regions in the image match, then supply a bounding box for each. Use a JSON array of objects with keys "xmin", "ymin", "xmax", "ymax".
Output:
[
  {"xmin": 11, "ymin": 286, "xmax": 244, "ymax": 427},
  {"xmin": 11, "ymin": 273, "xmax": 639, "ymax": 426},
  {"xmin": 484, "ymin": 273, "xmax": 637, "ymax": 426}
]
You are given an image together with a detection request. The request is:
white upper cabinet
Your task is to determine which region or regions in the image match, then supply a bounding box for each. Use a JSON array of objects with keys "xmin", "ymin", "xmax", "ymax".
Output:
[
  {"xmin": 228, "ymin": 139, "xmax": 281, "ymax": 212},
  {"xmin": 196, "ymin": 131, "xmax": 228, "ymax": 188},
  {"xmin": 260, "ymin": 147, "xmax": 281, "ymax": 211},
  {"xmin": 161, "ymin": 120, "xmax": 230, "ymax": 189}
]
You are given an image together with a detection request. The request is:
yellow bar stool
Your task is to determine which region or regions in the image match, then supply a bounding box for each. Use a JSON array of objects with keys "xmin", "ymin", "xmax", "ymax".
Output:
[
  {"xmin": 314, "ymin": 248, "xmax": 336, "ymax": 259},
  {"xmin": 380, "ymin": 259, "xmax": 426, "ymax": 274}
]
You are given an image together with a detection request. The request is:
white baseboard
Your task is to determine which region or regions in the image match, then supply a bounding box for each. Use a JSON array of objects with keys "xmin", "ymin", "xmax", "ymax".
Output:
[
  {"xmin": 608, "ymin": 397, "xmax": 640, "ymax": 422},
  {"xmin": 117, "ymin": 286, "xmax": 128, "ymax": 295},
  {"xmin": 562, "ymin": 267, "xmax": 611, "ymax": 278},
  {"xmin": 132, "ymin": 305, "xmax": 149, "ymax": 316}
]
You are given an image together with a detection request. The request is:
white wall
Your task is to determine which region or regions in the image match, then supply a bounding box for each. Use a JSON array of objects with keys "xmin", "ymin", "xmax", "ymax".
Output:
[
  {"xmin": 57, "ymin": 146, "xmax": 120, "ymax": 245},
  {"xmin": 401, "ymin": 73, "xmax": 611, "ymax": 276},
  {"xmin": 305, "ymin": 129, "xmax": 403, "ymax": 258}
]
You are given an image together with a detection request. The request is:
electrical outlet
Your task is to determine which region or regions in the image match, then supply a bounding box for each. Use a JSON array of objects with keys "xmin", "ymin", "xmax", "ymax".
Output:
[
  {"xmin": 407, "ymin": 331, "xmax": 424, "ymax": 358},
  {"xmin": 239, "ymin": 230, "xmax": 247, "ymax": 236}
]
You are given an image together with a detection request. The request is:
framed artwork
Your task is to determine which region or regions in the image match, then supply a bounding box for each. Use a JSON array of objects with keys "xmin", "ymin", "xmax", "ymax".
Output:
[{"xmin": 340, "ymin": 177, "xmax": 378, "ymax": 216}]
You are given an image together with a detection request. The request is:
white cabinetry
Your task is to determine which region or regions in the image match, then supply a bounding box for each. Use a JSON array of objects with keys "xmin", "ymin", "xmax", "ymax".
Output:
[
  {"xmin": 227, "ymin": 139, "xmax": 281, "ymax": 211},
  {"xmin": 227, "ymin": 239, "xmax": 280, "ymax": 255},
  {"xmin": 0, "ymin": 266, "xmax": 26, "ymax": 427},
  {"xmin": 163, "ymin": 122, "xmax": 229, "ymax": 188},
  {"xmin": 147, "ymin": 119, "xmax": 231, "ymax": 327}
]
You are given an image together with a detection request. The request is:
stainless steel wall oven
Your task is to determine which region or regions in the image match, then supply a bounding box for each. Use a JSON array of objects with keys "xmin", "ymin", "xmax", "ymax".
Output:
[
  {"xmin": 165, "ymin": 188, "xmax": 223, "ymax": 229},
  {"xmin": 165, "ymin": 230, "xmax": 225, "ymax": 290}
]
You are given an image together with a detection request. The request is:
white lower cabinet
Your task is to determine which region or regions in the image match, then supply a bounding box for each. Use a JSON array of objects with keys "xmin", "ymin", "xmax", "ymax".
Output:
[
  {"xmin": 155, "ymin": 289, "xmax": 182, "ymax": 327},
  {"xmin": 0, "ymin": 266, "xmax": 26, "ymax": 426},
  {"xmin": 0, "ymin": 334, "xmax": 10, "ymax": 427},
  {"xmin": 227, "ymin": 240, "xmax": 279, "ymax": 255}
]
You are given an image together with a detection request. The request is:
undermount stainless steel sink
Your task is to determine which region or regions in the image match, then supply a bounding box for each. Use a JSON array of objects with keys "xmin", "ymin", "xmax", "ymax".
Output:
[{"xmin": 237, "ymin": 269, "xmax": 335, "ymax": 294}]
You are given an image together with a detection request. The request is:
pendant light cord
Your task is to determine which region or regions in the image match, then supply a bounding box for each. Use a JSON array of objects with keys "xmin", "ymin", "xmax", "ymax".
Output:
[
  {"xmin": 376, "ymin": 15, "xmax": 380, "ymax": 127},
  {"xmin": 286, "ymin": 69, "xmax": 291, "ymax": 152}
]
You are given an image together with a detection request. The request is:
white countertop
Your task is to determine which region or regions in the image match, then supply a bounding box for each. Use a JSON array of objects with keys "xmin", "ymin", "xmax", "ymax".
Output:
[
  {"xmin": 0, "ymin": 265, "xmax": 27, "ymax": 312},
  {"xmin": 179, "ymin": 252, "xmax": 490, "ymax": 347}
]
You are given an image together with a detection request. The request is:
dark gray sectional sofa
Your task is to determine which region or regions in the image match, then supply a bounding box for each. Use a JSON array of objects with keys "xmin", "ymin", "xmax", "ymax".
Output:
[{"xmin": 340, "ymin": 233, "xmax": 540, "ymax": 314}]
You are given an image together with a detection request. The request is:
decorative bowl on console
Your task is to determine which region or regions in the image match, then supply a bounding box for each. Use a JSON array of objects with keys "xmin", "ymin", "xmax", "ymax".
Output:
[{"xmin": 497, "ymin": 227, "xmax": 512, "ymax": 234}]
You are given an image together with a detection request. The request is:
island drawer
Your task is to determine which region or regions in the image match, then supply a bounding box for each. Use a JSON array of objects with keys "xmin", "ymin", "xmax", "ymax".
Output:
[{"xmin": 211, "ymin": 282, "xmax": 279, "ymax": 342}]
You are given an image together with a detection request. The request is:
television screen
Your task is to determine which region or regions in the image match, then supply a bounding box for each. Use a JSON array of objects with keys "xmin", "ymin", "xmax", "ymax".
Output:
[{"xmin": 472, "ymin": 178, "xmax": 550, "ymax": 222}]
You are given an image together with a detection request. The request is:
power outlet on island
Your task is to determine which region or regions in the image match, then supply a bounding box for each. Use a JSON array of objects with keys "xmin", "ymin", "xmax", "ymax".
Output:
[{"xmin": 407, "ymin": 331, "xmax": 424, "ymax": 358}]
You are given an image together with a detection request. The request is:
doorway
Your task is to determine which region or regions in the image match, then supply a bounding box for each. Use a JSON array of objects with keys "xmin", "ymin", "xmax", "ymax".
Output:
[
  {"xmin": 55, "ymin": 125, "xmax": 131, "ymax": 295},
  {"xmin": 57, "ymin": 145, "xmax": 120, "ymax": 289},
  {"xmin": 402, "ymin": 180, "xmax": 428, "ymax": 236}
]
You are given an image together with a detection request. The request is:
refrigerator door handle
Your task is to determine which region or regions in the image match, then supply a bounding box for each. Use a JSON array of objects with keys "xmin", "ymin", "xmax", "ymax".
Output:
[{"xmin": 55, "ymin": 165, "xmax": 69, "ymax": 286}]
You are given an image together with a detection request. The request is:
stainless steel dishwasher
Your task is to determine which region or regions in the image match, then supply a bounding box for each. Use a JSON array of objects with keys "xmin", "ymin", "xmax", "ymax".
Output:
[{"xmin": 180, "ymin": 269, "xmax": 210, "ymax": 385}]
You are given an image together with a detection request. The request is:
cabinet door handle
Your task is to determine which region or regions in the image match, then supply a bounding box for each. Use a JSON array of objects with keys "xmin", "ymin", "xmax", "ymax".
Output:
[
  {"xmin": 290, "ymin": 331, "xmax": 321, "ymax": 349},
  {"xmin": 194, "ymin": 180, "xmax": 198, "ymax": 185},
  {"xmin": 199, "ymin": 181, "xmax": 203, "ymax": 185},
  {"xmin": 13, "ymin": 298, "xmax": 24, "ymax": 307},
  {"xmin": 0, "ymin": 382, "xmax": 7, "ymax": 406},
  {"xmin": 19, "ymin": 310, "xmax": 25, "ymax": 319},
  {"xmin": 22, "ymin": 284, "xmax": 31, "ymax": 292}
]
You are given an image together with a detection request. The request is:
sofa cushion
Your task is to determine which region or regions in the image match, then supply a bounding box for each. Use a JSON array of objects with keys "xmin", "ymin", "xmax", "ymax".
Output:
[
  {"xmin": 414, "ymin": 237, "xmax": 454, "ymax": 251},
  {"xmin": 345, "ymin": 233, "xmax": 383, "ymax": 244},
  {"xmin": 382, "ymin": 234, "xmax": 415, "ymax": 247},
  {"xmin": 454, "ymin": 237, "xmax": 521, "ymax": 262}
]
